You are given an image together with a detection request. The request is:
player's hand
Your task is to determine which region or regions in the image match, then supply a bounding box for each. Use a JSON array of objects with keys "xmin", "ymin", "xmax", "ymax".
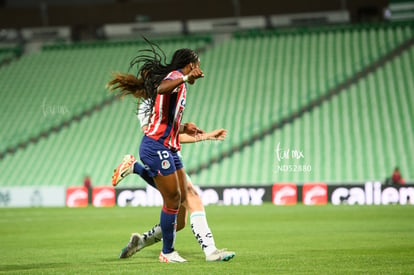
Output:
[
  {"xmin": 186, "ymin": 68, "xmax": 204, "ymax": 85},
  {"xmin": 182, "ymin": 122, "xmax": 205, "ymax": 136},
  {"xmin": 204, "ymin": 129, "xmax": 227, "ymax": 141}
]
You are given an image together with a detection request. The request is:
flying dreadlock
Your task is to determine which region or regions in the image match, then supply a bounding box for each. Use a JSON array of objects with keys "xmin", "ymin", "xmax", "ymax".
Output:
[{"xmin": 106, "ymin": 37, "xmax": 199, "ymax": 116}]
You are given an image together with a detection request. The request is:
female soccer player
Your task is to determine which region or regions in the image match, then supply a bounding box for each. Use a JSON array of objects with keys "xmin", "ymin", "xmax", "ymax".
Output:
[
  {"xmin": 108, "ymin": 41, "xmax": 204, "ymax": 263},
  {"xmin": 116, "ymin": 99, "xmax": 235, "ymax": 262}
]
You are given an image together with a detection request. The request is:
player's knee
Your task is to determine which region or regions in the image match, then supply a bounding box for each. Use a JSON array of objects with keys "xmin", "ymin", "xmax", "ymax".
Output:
[
  {"xmin": 184, "ymin": 191, "xmax": 204, "ymax": 212},
  {"xmin": 187, "ymin": 186, "xmax": 202, "ymax": 202},
  {"xmin": 186, "ymin": 185, "xmax": 198, "ymax": 196},
  {"xmin": 165, "ymin": 190, "xmax": 181, "ymax": 209}
]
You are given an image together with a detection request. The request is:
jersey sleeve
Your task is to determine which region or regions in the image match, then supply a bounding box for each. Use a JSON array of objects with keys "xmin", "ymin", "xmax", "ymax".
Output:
[
  {"xmin": 164, "ymin": 71, "xmax": 184, "ymax": 94},
  {"xmin": 137, "ymin": 99, "xmax": 151, "ymax": 128}
]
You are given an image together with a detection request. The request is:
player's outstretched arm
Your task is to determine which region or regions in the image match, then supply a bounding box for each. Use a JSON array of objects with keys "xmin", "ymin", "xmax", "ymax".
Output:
[
  {"xmin": 202, "ymin": 128, "xmax": 227, "ymax": 141},
  {"xmin": 157, "ymin": 68, "xmax": 204, "ymax": 94},
  {"xmin": 179, "ymin": 122, "xmax": 204, "ymax": 136},
  {"xmin": 180, "ymin": 128, "xmax": 227, "ymax": 144}
]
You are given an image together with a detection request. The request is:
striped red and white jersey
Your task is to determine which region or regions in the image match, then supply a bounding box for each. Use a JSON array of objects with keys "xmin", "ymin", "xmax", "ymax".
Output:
[{"xmin": 145, "ymin": 70, "xmax": 186, "ymax": 151}]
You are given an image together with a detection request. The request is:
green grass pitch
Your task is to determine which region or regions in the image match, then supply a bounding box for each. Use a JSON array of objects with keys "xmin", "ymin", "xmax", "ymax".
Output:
[{"xmin": 1, "ymin": 204, "xmax": 413, "ymax": 274}]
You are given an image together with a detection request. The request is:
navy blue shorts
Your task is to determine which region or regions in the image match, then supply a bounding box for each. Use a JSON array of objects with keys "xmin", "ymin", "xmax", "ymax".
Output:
[{"xmin": 139, "ymin": 135, "xmax": 183, "ymax": 178}]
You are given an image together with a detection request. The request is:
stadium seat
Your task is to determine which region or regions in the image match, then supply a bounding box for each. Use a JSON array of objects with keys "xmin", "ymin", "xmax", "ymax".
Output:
[{"xmin": 0, "ymin": 23, "xmax": 413, "ymax": 187}]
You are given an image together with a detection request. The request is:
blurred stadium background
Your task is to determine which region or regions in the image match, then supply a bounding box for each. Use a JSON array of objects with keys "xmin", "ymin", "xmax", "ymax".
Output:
[{"xmin": 0, "ymin": 0, "xmax": 413, "ymax": 206}]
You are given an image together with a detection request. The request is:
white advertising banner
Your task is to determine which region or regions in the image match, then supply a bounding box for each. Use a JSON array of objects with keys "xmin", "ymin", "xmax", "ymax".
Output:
[{"xmin": 0, "ymin": 187, "xmax": 66, "ymax": 207}]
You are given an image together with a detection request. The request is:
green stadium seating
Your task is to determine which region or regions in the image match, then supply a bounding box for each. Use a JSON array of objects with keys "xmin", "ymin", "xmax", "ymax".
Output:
[
  {"xmin": 183, "ymin": 23, "xmax": 414, "ymax": 185},
  {"xmin": 188, "ymin": 45, "xmax": 414, "ymax": 185},
  {"xmin": 0, "ymin": 37, "xmax": 212, "ymax": 187},
  {"xmin": 0, "ymin": 23, "xmax": 413, "ymax": 187}
]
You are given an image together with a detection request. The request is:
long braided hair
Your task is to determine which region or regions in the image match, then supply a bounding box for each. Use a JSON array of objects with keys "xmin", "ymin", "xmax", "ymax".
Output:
[{"xmin": 106, "ymin": 38, "xmax": 199, "ymax": 115}]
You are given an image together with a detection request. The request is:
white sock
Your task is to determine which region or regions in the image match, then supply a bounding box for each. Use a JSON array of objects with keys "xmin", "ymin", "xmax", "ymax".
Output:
[
  {"xmin": 140, "ymin": 224, "xmax": 162, "ymax": 249},
  {"xmin": 190, "ymin": 211, "xmax": 217, "ymax": 256}
]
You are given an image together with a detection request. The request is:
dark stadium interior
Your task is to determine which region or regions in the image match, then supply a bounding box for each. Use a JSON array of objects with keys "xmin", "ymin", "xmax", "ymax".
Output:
[{"xmin": 1, "ymin": 0, "xmax": 388, "ymax": 27}]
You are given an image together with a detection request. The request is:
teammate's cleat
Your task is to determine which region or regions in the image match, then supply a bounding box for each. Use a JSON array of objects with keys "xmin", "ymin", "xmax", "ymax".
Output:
[
  {"xmin": 206, "ymin": 249, "xmax": 236, "ymax": 262},
  {"xmin": 159, "ymin": 251, "xmax": 187, "ymax": 263},
  {"xmin": 112, "ymin": 155, "xmax": 136, "ymax": 186},
  {"xmin": 119, "ymin": 233, "xmax": 142, "ymax": 259}
]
